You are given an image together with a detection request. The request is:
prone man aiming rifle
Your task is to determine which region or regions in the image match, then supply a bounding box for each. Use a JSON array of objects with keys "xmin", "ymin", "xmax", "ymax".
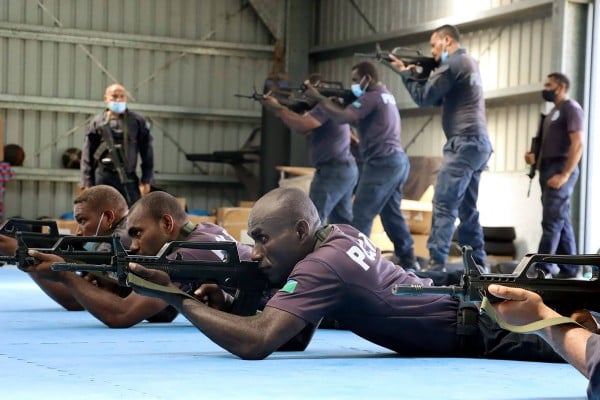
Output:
[
  {"xmin": 355, "ymin": 44, "xmax": 438, "ymax": 81},
  {"xmin": 392, "ymin": 245, "xmax": 600, "ymax": 317},
  {"xmin": 51, "ymin": 234, "xmax": 271, "ymax": 316}
]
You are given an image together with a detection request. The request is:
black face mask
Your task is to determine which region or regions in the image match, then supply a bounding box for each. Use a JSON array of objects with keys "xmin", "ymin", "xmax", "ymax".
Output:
[{"xmin": 542, "ymin": 89, "xmax": 556, "ymax": 102}]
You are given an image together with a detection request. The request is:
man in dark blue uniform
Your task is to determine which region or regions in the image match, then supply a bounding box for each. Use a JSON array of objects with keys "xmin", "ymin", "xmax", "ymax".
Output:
[
  {"xmin": 299, "ymin": 62, "xmax": 417, "ymax": 270},
  {"xmin": 80, "ymin": 83, "xmax": 154, "ymax": 206},
  {"xmin": 261, "ymin": 74, "xmax": 358, "ymax": 225},
  {"xmin": 525, "ymin": 73, "xmax": 584, "ymax": 278},
  {"xmin": 127, "ymin": 187, "xmax": 562, "ymax": 363},
  {"xmin": 389, "ymin": 24, "xmax": 493, "ymax": 272}
]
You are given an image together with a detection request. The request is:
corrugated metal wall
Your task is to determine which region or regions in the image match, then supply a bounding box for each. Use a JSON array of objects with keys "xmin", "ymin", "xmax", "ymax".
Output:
[
  {"xmin": 0, "ymin": 0, "xmax": 274, "ymax": 218},
  {"xmin": 310, "ymin": 0, "xmax": 558, "ymax": 255},
  {"xmin": 0, "ymin": 0, "xmax": 587, "ymax": 255}
]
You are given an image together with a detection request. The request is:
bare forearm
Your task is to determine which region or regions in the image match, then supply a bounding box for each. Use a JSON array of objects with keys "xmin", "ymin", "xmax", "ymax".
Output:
[
  {"xmin": 276, "ymin": 109, "xmax": 313, "ymax": 134},
  {"xmin": 540, "ymin": 325, "xmax": 592, "ymax": 377},
  {"xmin": 314, "ymin": 97, "xmax": 356, "ymax": 125},
  {"xmin": 61, "ymin": 273, "xmax": 166, "ymax": 328},
  {"xmin": 561, "ymin": 138, "xmax": 583, "ymax": 176},
  {"xmin": 176, "ymin": 298, "xmax": 273, "ymax": 359}
]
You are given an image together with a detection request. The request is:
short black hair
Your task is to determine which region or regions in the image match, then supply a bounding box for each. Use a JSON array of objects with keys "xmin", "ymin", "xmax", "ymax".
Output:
[
  {"xmin": 4, "ymin": 144, "xmax": 25, "ymax": 166},
  {"xmin": 351, "ymin": 61, "xmax": 379, "ymax": 82},
  {"xmin": 433, "ymin": 24, "xmax": 461, "ymax": 43},
  {"xmin": 129, "ymin": 191, "xmax": 188, "ymax": 224},
  {"xmin": 547, "ymin": 72, "xmax": 570, "ymax": 91}
]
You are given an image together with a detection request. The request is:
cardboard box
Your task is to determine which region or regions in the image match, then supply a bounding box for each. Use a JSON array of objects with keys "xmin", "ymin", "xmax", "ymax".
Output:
[
  {"xmin": 369, "ymin": 215, "xmax": 428, "ymax": 258},
  {"xmin": 55, "ymin": 219, "xmax": 79, "ymax": 235},
  {"xmin": 216, "ymin": 207, "xmax": 253, "ymax": 241},
  {"xmin": 400, "ymin": 199, "xmax": 432, "ymax": 235},
  {"xmin": 188, "ymin": 214, "xmax": 217, "ymax": 225},
  {"xmin": 238, "ymin": 201, "xmax": 256, "ymax": 208}
]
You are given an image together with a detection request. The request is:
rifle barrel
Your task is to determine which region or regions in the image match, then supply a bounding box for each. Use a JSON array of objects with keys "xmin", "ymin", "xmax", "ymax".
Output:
[
  {"xmin": 52, "ymin": 262, "xmax": 114, "ymax": 273},
  {"xmin": 392, "ymin": 284, "xmax": 464, "ymax": 298}
]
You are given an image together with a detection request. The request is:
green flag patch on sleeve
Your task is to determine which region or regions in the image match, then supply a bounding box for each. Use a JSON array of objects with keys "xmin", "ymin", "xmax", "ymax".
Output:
[{"xmin": 280, "ymin": 279, "xmax": 298, "ymax": 294}]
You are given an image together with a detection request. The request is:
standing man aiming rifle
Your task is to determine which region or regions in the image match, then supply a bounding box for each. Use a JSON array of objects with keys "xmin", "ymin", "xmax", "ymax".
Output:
[
  {"xmin": 81, "ymin": 83, "xmax": 154, "ymax": 206},
  {"xmin": 261, "ymin": 73, "xmax": 358, "ymax": 226},
  {"xmin": 388, "ymin": 24, "xmax": 493, "ymax": 272}
]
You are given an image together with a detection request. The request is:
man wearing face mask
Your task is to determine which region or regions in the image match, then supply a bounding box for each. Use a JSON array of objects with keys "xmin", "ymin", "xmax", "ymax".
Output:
[
  {"xmin": 303, "ymin": 61, "xmax": 418, "ymax": 271},
  {"xmin": 80, "ymin": 83, "xmax": 154, "ymax": 206},
  {"xmin": 260, "ymin": 73, "xmax": 358, "ymax": 226},
  {"xmin": 19, "ymin": 191, "xmax": 254, "ymax": 328},
  {"xmin": 11, "ymin": 185, "xmax": 132, "ymax": 311},
  {"xmin": 524, "ymin": 73, "xmax": 584, "ymax": 278},
  {"xmin": 388, "ymin": 24, "xmax": 493, "ymax": 272}
]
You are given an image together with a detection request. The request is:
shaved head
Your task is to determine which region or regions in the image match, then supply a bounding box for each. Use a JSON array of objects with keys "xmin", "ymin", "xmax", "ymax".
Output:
[{"xmin": 250, "ymin": 187, "xmax": 321, "ymax": 232}]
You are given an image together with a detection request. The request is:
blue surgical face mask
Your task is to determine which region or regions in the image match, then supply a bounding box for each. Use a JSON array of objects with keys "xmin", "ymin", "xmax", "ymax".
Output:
[
  {"xmin": 440, "ymin": 50, "xmax": 449, "ymax": 63},
  {"xmin": 108, "ymin": 101, "xmax": 127, "ymax": 114},
  {"xmin": 351, "ymin": 76, "xmax": 366, "ymax": 98}
]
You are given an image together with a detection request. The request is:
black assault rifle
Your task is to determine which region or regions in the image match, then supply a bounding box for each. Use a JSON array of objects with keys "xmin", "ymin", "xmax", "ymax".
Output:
[
  {"xmin": 298, "ymin": 81, "xmax": 357, "ymax": 107},
  {"xmin": 355, "ymin": 44, "xmax": 438, "ymax": 81},
  {"xmin": 0, "ymin": 218, "xmax": 65, "ymax": 251},
  {"xmin": 392, "ymin": 246, "xmax": 600, "ymax": 316},
  {"xmin": 527, "ymin": 113, "xmax": 545, "ymax": 197},
  {"xmin": 51, "ymin": 234, "xmax": 270, "ymax": 316},
  {"xmin": 97, "ymin": 123, "xmax": 133, "ymax": 204},
  {"xmin": 235, "ymin": 87, "xmax": 315, "ymax": 113},
  {"xmin": 0, "ymin": 232, "xmax": 112, "ymax": 268}
]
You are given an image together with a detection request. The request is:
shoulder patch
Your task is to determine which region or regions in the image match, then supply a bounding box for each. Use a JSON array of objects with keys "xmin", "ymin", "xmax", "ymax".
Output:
[
  {"xmin": 280, "ymin": 279, "xmax": 298, "ymax": 294},
  {"xmin": 352, "ymin": 101, "xmax": 362, "ymax": 108}
]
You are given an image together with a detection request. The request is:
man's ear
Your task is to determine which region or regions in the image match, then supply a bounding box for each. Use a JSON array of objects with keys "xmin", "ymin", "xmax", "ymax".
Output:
[
  {"xmin": 295, "ymin": 219, "xmax": 311, "ymax": 242},
  {"xmin": 103, "ymin": 210, "xmax": 116, "ymax": 227},
  {"xmin": 160, "ymin": 214, "xmax": 175, "ymax": 234}
]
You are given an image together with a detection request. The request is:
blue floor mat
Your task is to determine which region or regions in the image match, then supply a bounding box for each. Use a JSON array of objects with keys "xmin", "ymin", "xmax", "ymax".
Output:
[{"xmin": 0, "ymin": 266, "xmax": 588, "ymax": 400}]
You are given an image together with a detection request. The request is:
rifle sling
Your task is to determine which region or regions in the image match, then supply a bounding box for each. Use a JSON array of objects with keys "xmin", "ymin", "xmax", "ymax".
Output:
[
  {"xmin": 480, "ymin": 296, "xmax": 585, "ymax": 333},
  {"xmin": 314, "ymin": 224, "xmax": 334, "ymax": 251},
  {"xmin": 126, "ymin": 272, "xmax": 201, "ymax": 303}
]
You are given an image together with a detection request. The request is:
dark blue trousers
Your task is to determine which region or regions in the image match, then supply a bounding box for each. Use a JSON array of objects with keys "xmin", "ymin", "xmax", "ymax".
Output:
[
  {"xmin": 428, "ymin": 135, "xmax": 492, "ymax": 265},
  {"xmin": 537, "ymin": 158, "xmax": 579, "ymax": 275}
]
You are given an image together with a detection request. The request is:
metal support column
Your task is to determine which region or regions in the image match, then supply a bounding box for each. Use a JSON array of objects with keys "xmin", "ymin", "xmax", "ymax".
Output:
[{"xmin": 551, "ymin": 0, "xmax": 592, "ymax": 251}]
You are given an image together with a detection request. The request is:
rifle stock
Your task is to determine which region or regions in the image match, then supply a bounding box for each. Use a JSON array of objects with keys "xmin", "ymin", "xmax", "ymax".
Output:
[
  {"xmin": 52, "ymin": 235, "xmax": 270, "ymax": 316},
  {"xmin": 0, "ymin": 218, "xmax": 65, "ymax": 251},
  {"xmin": 392, "ymin": 246, "xmax": 600, "ymax": 316}
]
